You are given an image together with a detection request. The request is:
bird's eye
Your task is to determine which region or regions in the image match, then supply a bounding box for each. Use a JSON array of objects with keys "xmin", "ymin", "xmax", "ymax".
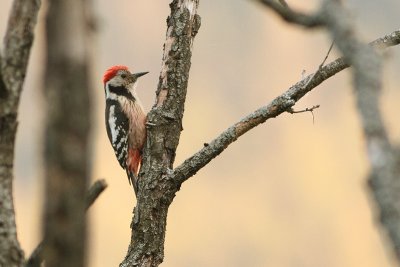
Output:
[{"xmin": 121, "ymin": 74, "xmax": 127, "ymax": 79}]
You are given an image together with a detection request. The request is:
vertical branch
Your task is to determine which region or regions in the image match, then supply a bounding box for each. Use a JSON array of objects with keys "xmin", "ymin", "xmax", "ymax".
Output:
[
  {"xmin": 121, "ymin": 1, "xmax": 200, "ymax": 266},
  {"xmin": 256, "ymin": 0, "xmax": 400, "ymax": 261},
  {"xmin": 0, "ymin": 1, "xmax": 41, "ymax": 266},
  {"xmin": 43, "ymin": 0, "xmax": 93, "ymax": 266},
  {"xmin": 320, "ymin": 0, "xmax": 400, "ymax": 262},
  {"xmin": 1, "ymin": 0, "xmax": 41, "ymax": 107},
  {"xmin": 145, "ymin": 0, "xmax": 201, "ymax": 170}
]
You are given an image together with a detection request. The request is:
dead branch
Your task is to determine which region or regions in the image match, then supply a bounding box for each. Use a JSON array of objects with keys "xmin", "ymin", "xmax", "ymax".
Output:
[
  {"xmin": 320, "ymin": 1, "xmax": 400, "ymax": 262},
  {"xmin": 172, "ymin": 29, "xmax": 400, "ymax": 186},
  {"xmin": 254, "ymin": 0, "xmax": 400, "ymax": 263},
  {"xmin": 287, "ymin": 105, "xmax": 320, "ymax": 114}
]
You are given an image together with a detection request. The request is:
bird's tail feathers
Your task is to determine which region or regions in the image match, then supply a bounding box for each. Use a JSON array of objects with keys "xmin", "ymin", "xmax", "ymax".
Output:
[
  {"xmin": 126, "ymin": 148, "xmax": 142, "ymax": 194},
  {"xmin": 126, "ymin": 169, "xmax": 138, "ymax": 194}
]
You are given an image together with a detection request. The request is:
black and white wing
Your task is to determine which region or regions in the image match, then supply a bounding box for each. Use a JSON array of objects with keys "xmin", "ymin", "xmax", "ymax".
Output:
[{"xmin": 105, "ymin": 99, "xmax": 129, "ymax": 169}]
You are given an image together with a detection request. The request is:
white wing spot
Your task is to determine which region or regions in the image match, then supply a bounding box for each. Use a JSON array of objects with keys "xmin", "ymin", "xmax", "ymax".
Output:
[
  {"xmin": 108, "ymin": 105, "xmax": 118, "ymax": 144},
  {"xmin": 116, "ymin": 137, "xmax": 127, "ymax": 150}
]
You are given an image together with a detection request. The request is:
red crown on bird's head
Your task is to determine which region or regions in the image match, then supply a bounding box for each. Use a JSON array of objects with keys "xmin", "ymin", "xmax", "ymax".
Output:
[{"xmin": 103, "ymin": 65, "xmax": 129, "ymax": 84}]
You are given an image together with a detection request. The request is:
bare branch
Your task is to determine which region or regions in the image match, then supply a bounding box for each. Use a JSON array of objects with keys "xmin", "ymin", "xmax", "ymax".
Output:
[
  {"xmin": 121, "ymin": 1, "xmax": 201, "ymax": 266},
  {"xmin": 287, "ymin": 104, "xmax": 320, "ymax": 114},
  {"xmin": 302, "ymin": 40, "xmax": 335, "ymax": 92},
  {"xmin": 0, "ymin": 1, "xmax": 41, "ymax": 266},
  {"xmin": 173, "ymin": 95, "xmax": 295, "ymax": 183},
  {"xmin": 288, "ymin": 105, "xmax": 320, "ymax": 124},
  {"xmin": 172, "ymin": 29, "xmax": 400, "ymax": 185},
  {"xmin": 25, "ymin": 179, "xmax": 108, "ymax": 267},
  {"xmin": 370, "ymin": 29, "xmax": 400, "ymax": 49},
  {"xmin": 85, "ymin": 179, "xmax": 108, "ymax": 210},
  {"xmin": 1, "ymin": 0, "xmax": 41, "ymax": 108},
  {"xmin": 255, "ymin": 0, "xmax": 400, "ymax": 261},
  {"xmin": 256, "ymin": 0, "xmax": 324, "ymax": 27},
  {"xmin": 321, "ymin": 41, "xmax": 335, "ymax": 67},
  {"xmin": 318, "ymin": 0, "xmax": 400, "ymax": 261}
]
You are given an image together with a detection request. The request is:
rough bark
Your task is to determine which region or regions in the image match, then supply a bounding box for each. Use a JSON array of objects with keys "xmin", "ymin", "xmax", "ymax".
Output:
[
  {"xmin": 173, "ymin": 29, "xmax": 400, "ymax": 185},
  {"xmin": 118, "ymin": 0, "xmax": 400, "ymax": 264},
  {"xmin": 320, "ymin": 1, "xmax": 400, "ymax": 262},
  {"xmin": 258, "ymin": 0, "xmax": 400, "ymax": 263},
  {"xmin": 42, "ymin": 0, "xmax": 93, "ymax": 266},
  {"xmin": 120, "ymin": 1, "xmax": 200, "ymax": 266},
  {"xmin": 324, "ymin": 3, "xmax": 400, "ymax": 263},
  {"xmin": 0, "ymin": 1, "xmax": 41, "ymax": 266}
]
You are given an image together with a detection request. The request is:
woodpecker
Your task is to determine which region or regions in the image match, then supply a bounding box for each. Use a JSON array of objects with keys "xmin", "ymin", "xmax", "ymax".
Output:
[{"xmin": 103, "ymin": 65, "xmax": 148, "ymax": 193}]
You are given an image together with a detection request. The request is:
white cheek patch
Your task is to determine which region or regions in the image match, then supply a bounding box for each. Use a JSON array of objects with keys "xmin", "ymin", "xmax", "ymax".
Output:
[
  {"xmin": 105, "ymin": 82, "xmax": 117, "ymax": 100},
  {"xmin": 105, "ymin": 83, "xmax": 110, "ymax": 97}
]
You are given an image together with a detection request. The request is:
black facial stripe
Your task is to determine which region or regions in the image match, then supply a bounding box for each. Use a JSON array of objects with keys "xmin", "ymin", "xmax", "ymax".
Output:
[{"xmin": 108, "ymin": 85, "xmax": 135, "ymax": 101}]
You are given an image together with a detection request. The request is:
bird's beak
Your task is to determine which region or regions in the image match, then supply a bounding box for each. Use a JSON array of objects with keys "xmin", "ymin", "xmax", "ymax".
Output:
[{"xmin": 132, "ymin": 71, "xmax": 149, "ymax": 79}]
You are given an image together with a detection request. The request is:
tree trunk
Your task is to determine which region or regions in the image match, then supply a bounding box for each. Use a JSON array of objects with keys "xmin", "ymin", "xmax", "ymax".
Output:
[
  {"xmin": 120, "ymin": 1, "xmax": 200, "ymax": 266},
  {"xmin": 0, "ymin": 0, "xmax": 41, "ymax": 266},
  {"xmin": 42, "ymin": 0, "xmax": 93, "ymax": 266},
  {"xmin": 0, "ymin": 114, "xmax": 24, "ymax": 267}
]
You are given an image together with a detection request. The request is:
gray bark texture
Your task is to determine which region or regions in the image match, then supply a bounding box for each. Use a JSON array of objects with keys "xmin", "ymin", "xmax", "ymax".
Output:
[
  {"xmin": 0, "ymin": 1, "xmax": 41, "ymax": 266},
  {"xmin": 319, "ymin": 0, "xmax": 400, "ymax": 258},
  {"xmin": 258, "ymin": 0, "xmax": 400, "ymax": 264},
  {"xmin": 173, "ymin": 29, "xmax": 400, "ymax": 188},
  {"xmin": 120, "ymin": 1, "xmax": 200, "ymax": 266},
  {"xmin": 324, "ymin": 3, "xmax": 400, "ymax": 261},
  {"xmin": 121, "ymin": 0, "xmax": 400, "ymax": 266},
  {"xmin": 42, "ymin": 0, "xmax": 93, "ymax": 266},
  {"xmin": 0, "ymin": 0, "xmax": 399, "ymax": 266}
]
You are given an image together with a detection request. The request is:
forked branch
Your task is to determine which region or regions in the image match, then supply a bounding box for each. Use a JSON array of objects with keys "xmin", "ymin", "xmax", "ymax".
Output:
[{"xmin": 121, "ymin": 1, "xmax": 201, "ymax": 266}]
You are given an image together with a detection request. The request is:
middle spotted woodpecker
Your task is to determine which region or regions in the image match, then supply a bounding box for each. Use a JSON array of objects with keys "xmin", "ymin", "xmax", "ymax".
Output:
[{"xmin": 103, "ymin": 65, "xmax": 148, "ymax": 193}]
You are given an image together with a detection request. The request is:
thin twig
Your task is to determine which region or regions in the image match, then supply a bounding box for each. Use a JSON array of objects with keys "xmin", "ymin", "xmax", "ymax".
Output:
[
  {"xmin": 321, "ymin": 40, "xmax": 335, "ymax": 67},
  {"xmin": 172, "ymin": 29, "xmax": 400, "ymax": 185},
  {"xmin": 25, "ymin": 179, "xmax": 108, "ymax": 267},
  {"xmin": 287, "ymin": 105, "xmax": 320, "ymax": 114},
  {"xmin": 320, "ymin": 0, "xmax": 400, "ymax": 262},
  {"xmin": 85, "ymin": 179, "xmax": 108, "ymax": 210},
  {"xmin": 303, "ymin": 40, "xmax": 335, "ymax": 90},
  {"xmin": 287, "ymin": 105, "xmax": 320, "ymax": 124}
]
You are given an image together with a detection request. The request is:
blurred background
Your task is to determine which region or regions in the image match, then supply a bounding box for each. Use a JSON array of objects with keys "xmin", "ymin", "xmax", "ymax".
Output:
[{"xmin": 1, "ymin": 0, "xmax": 400, "ymax": 266}]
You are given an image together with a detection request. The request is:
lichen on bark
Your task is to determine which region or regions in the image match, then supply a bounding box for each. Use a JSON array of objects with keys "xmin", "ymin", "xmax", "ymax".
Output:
[
  {"xmin": 120, "ymin": 1, "xmax": 200, "ymax": 266},
  {"xmin": 0, "ymin": 1, "xmax": 41, "ymax": 266}
]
